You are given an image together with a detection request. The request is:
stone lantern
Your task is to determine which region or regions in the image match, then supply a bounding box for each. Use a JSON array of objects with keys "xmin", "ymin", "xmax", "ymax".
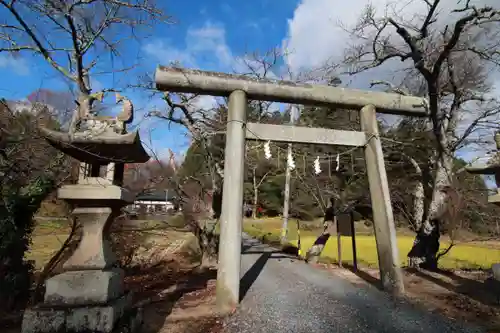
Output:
[{"xmin": 22, "ymin": 95, "xmax": 150, "ymax": 333}]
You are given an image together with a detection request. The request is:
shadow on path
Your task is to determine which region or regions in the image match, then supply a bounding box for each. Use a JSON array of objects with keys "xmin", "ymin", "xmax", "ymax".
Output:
[
  {"xmin": 239, "ymin": 242, "xmax": 304, "ymax": 302},
  {"xmin": 342, "ymin": 263, "xmax": 383, "ymax": 290},
  {"xmin": 239, "ymin": 252, "xmax": 272, "ymax": 302},
  {"xmin": 410, "ymin": 268, "xmax": 500, "ymax": 307},
  {"xmin": 242, "ymin": 250, "xmax": 282, "ymax": 255}
]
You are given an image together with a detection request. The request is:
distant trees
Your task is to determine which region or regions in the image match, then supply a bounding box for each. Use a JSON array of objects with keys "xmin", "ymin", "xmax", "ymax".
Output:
[
  {"xmin": 0, "ymin": 100, "xmax": 69, "ymax": 312},
  {"xmin": 341, "ymin": 0, "xmax": 500, "ymax": 267},
  {"xmin": 176, "ymin": 95, "xmax": 499, "ymax": 237},
  {"xmin": 123, "ymin": 159, "xmax": 176, "ymax": 196},
  {"xmin": 26, "ymin": 89, "xmax": 76, "ymax": 129}
]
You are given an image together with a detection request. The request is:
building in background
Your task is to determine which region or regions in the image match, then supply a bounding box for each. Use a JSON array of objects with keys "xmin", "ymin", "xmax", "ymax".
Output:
[{"xmin": 130, "ymin": 189, "xmax": 177, "ymax": 214}]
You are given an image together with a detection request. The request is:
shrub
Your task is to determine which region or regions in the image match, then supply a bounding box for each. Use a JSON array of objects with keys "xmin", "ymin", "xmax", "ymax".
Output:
[{"xmin": 0, "ymin": 178, "xmax": 55, "ymax": 310}]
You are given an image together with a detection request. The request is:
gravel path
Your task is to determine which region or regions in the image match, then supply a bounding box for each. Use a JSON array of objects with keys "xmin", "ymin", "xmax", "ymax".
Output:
[{"xmin": 222, "ymin": 234, "xmax": 485, "ymax": 333}]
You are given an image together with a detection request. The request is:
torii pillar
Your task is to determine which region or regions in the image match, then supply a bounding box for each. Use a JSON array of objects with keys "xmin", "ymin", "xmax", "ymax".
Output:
[{"xmin": 466, "ymin": 132, "xmax": 500, "ymax": 281}]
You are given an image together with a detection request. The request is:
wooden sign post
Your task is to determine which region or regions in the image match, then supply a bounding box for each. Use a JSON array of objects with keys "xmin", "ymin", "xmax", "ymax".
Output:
[{"xmin": 336, "ymin": 212, "xmax": 358, "ymax": 271}]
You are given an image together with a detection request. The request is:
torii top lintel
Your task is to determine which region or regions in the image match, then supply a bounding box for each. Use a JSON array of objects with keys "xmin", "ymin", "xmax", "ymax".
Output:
[{"xmin": 154, "ymin": 66, "xmax": 429, "ymax": 117}]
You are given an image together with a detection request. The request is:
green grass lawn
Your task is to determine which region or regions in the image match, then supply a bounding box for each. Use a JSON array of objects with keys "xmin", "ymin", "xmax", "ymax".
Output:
[
  {"xmin": 243, "ymin": 218, "xmax": 500, "ymax": 270},
  {"xmin": 27, "ymin": 216, "xmax": 190, "ymax": 270},
  {"xmin": 29, "ymin": 217, "xmax": 500, "ymax": 271},
  {"xmin": 26, "ymin": 219, "xmax": 71, "ymax": 270}
]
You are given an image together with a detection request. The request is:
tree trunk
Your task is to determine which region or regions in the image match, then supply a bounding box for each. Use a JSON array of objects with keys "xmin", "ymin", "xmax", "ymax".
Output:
[
  {"xmin": 252, "ymin": 168, "xmax": 258, "ymax": 219},
  {"xmin": 408, "ymin": 155, "xmax": 453, "ymax": 269},
  {"xmin": 305, "ymin": 219, "xmax": 336, "ymax": 264},
  {"xmin": 405, "ymin": 154, "xmax": 425, "ymax": 230},
  {"xmin": 413, "ymin": 180, "xmax": 425, "ymax": 230},
  {"xmin": 253, "ymin": 190, "xmax": 258, "ymax": 220},
  {"xmin": 196, "ymin": 223, "xmax": 219, "ymax": 269}
]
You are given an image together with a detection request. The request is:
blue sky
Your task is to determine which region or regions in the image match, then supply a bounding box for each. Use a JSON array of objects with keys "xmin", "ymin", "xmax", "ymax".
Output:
[
  {"xmin": 0, "ymin": 0, "xmax": 498, "ymax": 165},
  {"xmin": 0, "ymin": 0, "xmax": 299, "ymax": 160}
]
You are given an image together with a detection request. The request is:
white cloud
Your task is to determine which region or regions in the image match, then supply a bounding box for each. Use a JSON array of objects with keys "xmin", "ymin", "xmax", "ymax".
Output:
[
  {"xmin": 144, "ymin": 21, "xmax": 235, "ymax": 111},
  {"xmin": 143, "ymin": 40, "xmax": 196, "ymax": 67},
  {"xmin": 191, "ymin": 94, "xmax": 219, "ymax": 111},
  {"xmin": 144, "ymin": 21, "xmax": 233, "ymax": 70},
  {"xmin": 283, "ymin": 0, "xmax": 374, "ymax": 73},
  {"xmin": 491, "ymin": 78, "xmax": 500, "ymax": 97},
  {"xmin": 282, "ymin": 0, "xmax": 494, "ymax": 75},
  {"xmin": 281, "ymin": 0, "xmax": 443, "ymax": 88},
  {"xmin": 281, "ymin": 0, "xmax": 500, "ymax": 168},
  {"xmin": 188, "ymin": 24, "xmax": 233, "ymax": 66},
  {"xmin": 0, "ymin": 54, "xmax": 29, "ymax": 76},
  {"xmin": 145, "ymin": 21, "xmax": 283, "ymax": 81}
]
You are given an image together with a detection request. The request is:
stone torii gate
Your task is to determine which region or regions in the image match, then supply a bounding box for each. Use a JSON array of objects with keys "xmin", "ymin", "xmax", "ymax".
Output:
[
  {"xmin": 155, "ymin": 67, "xmax": 428, "ymax": 310},
  {"xmin": 466, "ymin": 133, "xmax": 500, "ymax": 284}
]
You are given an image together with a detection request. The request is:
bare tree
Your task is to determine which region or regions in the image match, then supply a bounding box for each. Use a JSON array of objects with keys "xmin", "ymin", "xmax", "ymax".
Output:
[
  {"xmin": 123, "ymin": 158, "xmax": 175, "ymax": 195},
  {"xmin": 0, "ymin": 100, "xmax": 70, "ymax": 191},
  {"xmin": 134, "ymin": 49, "xmax": 287, "ymax": 265},
  {"xmin": 141, "ymin": 90, "xmax": 225, "ymax": 267},
  {"xmin": 341, "ymin": 0, "xmax": 500, "ymax": 267},
  {"xmin": 237, "ymin": 49, "xmax": 288, "ymax": 218},
  {"xmin": 0, "ymin": 0, "xmax": 170, "ymax": 133},
  {"xmin": 247, "ymin": 154, "xmax": 272, "ymax": 219},
  {"xmin": 26, "ymin": 89, "xmax": 77, "ymax": 129}
]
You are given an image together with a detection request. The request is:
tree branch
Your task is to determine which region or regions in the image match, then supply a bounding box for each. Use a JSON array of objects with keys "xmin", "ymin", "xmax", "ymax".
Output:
[
  {"xmin": 64, "ymin": 11, "xmax": 87, "ymax": 93},
  {"xmin": 387, "ymin": 18, "xmax": 432, "ymax": 80},
  {"xmin": 0, "ymin": 0, "xmax": 73, "ymax": 80},
  {"xmin": 419, "ymin": 0, "xmax": 440, "ymax": 38},
  {"xmin": 432, "ymin": 6, "xmax": 500, "ymax": 79}
]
